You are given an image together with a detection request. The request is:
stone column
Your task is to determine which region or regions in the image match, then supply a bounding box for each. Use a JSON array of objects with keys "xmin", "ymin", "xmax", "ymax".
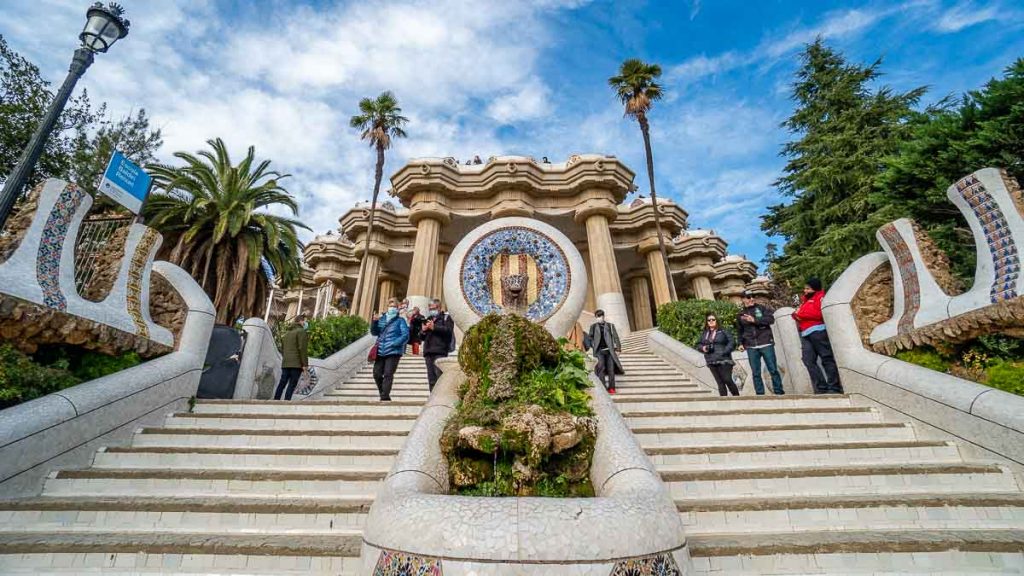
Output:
[
  {"xmin": 630, "ymin": 275, "xmax": 654, "ymax": 331},
  {"xmin": 645, "ymin": 249, "xmax": 673, "ymax": 308},
  {"xmin": 581, "ymin": 248, "xmax": 597, "ymax": 312},
  {"xmin": 692, "ymin": 275, "xmax": 715, "ymax": 300},
  {"xmin": 377, "ymin": 277, "xmax": 397, "ymax": 313},
  {"xmin": 407, "ymin": 209, "xmax": 449, "ymax": 312},
  {"xmin": 353, "ymin": 253, "xmax": 382, "ymax": 320},
  {"xmin": 433, "ymin": 251, "xmax": 448, "ymax": 307},
  {"xmin": 577, "ymin": 202, "xmax": 630, "ymax": 335}
]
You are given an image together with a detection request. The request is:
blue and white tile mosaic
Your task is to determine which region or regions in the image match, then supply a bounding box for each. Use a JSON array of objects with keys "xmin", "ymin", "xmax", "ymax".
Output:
[
  {"xmin": 460, "ymin": 226, "xmax": 571, "ymax": 321},
  {"xmin": 955, "ymin": 174, "xmax": 1020, "ymax": 303},
  {"xmin": 608, "ymin": 552, "xmax": 683, "ymax": 576},
  {"xmin": 373, "ymin": 549, "xmax": 443, "ymax": 576},
  {"xmin": 35, "ymin": 183, "xmax": 88, "ymax": 310}
]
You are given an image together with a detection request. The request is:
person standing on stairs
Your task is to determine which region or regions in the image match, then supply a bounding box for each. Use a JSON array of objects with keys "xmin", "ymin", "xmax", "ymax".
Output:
[
  {"xmin": 408, "ymin": 306, "xmax": 424, "ymax": 355},
  {"xmin": 793, "ymin": 277, "xmax": 844, "ymax": 394},
  {"xmin": 736, "ymin": 291, "xmax": 785, "ymax": 395},
  {"xmin": 699, "ymin": 314, "xmax": 740, "ymax": 396},
  {"xmin": 371, "ymin": 297, "xmax": 410, "ymax": 401},
  {"xmin": 419, "ymin": 299, "xmax": 454, "ymax": 392},
  {"xmin": 274, "ymin": 313, "xmax": 309, "ymax": 401},
  {"xmin": 587, "ymin": 309, "xmax": 623, "ymax": 394}
]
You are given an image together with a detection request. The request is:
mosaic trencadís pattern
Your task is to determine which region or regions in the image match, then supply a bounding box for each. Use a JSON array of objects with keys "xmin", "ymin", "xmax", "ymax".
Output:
[
  {"xmin": 955, "ymin": 174, "xmax": 1020, "ymax": 303},
  {"xmin": 126, "ymin": 227, "xmax": 160, "ymax": 339},
  {"xmin": 609, "ymin": 552, "xmax": 682, "ymax": 576},
  {"xmin": 878, "ymin": 222, "xmax": 920, "ymax": 335},
  {"xmin": 372, "ymin": 549, "xmax": 443, "ymax": 576},
  {"xmin": 35, "ymin": 183, "xmax": 88, "ymax": 310},
  {"xmin": 460, "ymin": 226, "xmax": 570, "ymax": 321}
]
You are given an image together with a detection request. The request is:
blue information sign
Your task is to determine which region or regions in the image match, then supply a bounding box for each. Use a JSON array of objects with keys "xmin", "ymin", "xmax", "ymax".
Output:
[{"xmin": 98, "ymin": 151, "xmax": 152, "ymax": 214}]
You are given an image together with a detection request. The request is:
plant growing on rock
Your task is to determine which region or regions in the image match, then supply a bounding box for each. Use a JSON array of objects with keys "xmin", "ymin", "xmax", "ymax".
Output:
[{"xmin": 442, "ymin": 314, "xmax": 597, "ymax": 497}]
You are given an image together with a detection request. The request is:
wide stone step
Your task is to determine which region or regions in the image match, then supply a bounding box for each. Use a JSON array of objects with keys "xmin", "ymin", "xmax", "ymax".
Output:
[
  {"xmin": 197, "ymin": 399, "xmax": 424, "ymax": 408},
  {"xmin": 688, "ymin": 531, "xmax": 1024, "ymax": 574},
  {"xmin": 612, "ymin": 391, "xmax": 714, "ymax": 400},
  {"xmin": 41, "ymin": 468, "xmax": 385, "ymax": 498},
  {"xmin": 634, "ymin": 422, "xmax": 918, "ymax": 448},
  {"xmin": 665, "ymin": 462, "xmax": 1020, "ymax": 501},
  {"xmin": 626, "ymin": 407, "xmax": 881, "ymax": 428},
  {"xmin": 612, "ymin": 385, "xmax": 704, "ymax": 395},
  {"xmin": 322, "ymin": 393, "xmax": 428, "ymax": 402},
  {"xmin": 91, "ymin": 447, "xmax": 396, "ymax": 471},
  {"xmin": 618, "ymin": 395, "xmax": 853, "ymax": 412},
  {"xmin": 191, "ymin": 402, "xmax": 422, "ymax": 416},
  {"xmin": 648, "ymin": 440, "xmax": 962, "ymax": 469},
  {"xmin": 131, "ymin": 428, "xmax": 409, "ymax": 450},
  {"xmin": 162, "ymin": 415, "xmax": 415, "ymax": 432}
]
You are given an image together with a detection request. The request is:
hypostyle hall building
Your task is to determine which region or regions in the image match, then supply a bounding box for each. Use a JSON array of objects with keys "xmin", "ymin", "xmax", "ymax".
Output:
[{"xmin": 294, "ymin": 154, "xmax": 757, "ymax": 333}]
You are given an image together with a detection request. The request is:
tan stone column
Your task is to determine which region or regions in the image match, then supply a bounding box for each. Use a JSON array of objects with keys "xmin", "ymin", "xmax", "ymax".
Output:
[
  {"xmin": 630, "ymin": 275, "xmax": 654, "ymax": 331},
  {"xmin": 377, "ymin": 277, "xmax": 397, "ymax": 313},
  {"xmin": 353, "ymin": 253, "xmax": 382, "ymax": 320},
  {"xmin": 645, "ymin": 249, "xmax": 673, "ymax": 308},
  {"xmin": 692, "ymin": 275, "xmax": 715, "ymax": 300},
  {"xmin": 577, "ymin": 203, "xmax": 630, "ymax": 335},
  {"xmin": 407, "ymin": 209, "xmax": 449, "ymax": 312},
  {"xmin": 433, "ymin": 251, "xmax": 448, "ymax": 306}
]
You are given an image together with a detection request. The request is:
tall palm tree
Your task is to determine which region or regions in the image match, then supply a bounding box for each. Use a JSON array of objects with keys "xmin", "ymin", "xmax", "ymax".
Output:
[
  {"xmin": 144, "ymin": 138, "xmax": 307, "ymax": 324},
  {"xmin": 349, "ymin": 91, "xmax": 408, "ymax": 316},
  {"xmin": 609, "ymin": 59, "xmax": 677, "ymax": 301}
]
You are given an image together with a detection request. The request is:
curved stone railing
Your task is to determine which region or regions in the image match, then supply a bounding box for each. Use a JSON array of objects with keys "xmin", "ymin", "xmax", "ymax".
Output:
[
  {"xmin": 647, "ymin": 330, "xmax": 765, "ymax": 396},
  {"xmin": 0, "ymin": 261, "xmax": 215, "ymax": 496},
  {"xmin": 233, "ymin": 320, "xmax": 375, "ymax": 400},
  {"xmin": 360, "ymin": 357, "xmax": 690, "ymax": 573},
  {"xmin": 822, "ymin": 252, "xmax": 1024, "ymax": 467}
]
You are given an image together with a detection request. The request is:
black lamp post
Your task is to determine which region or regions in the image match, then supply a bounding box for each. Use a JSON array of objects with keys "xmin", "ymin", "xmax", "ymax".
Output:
[{"xmin": 0, "ymin": 2, "xmax": 130, "ymax": 231}]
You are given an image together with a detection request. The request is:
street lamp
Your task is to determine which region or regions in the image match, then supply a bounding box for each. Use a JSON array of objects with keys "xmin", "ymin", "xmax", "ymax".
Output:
[{"xmin": 0, "ymin": 2, "xmax": 130, "ymax": 231}]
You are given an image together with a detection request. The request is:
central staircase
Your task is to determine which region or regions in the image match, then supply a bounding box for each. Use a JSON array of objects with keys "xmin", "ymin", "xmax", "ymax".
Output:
[
  {"xmin": 615, "ymin": 330, "xmax": 1024, "ymax": 574},
  {"xmin": 0, "ymin": 355, "xmax": 431, "ymax": 574}
]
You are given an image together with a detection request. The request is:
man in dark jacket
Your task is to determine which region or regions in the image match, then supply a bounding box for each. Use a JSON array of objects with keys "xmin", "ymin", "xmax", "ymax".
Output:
[
  {"xmin": 587, "ymin": 309, "xmax": 623, "ymax": 394},
  {"xmin": 274, "ymin": 314, "xmax": 309, "ymax": 401},
  {"xmin": 419, "ymin": 299, "xmax": 454, "ymax": 391},
  {"xmin": 736, "ymin": 291, "xmax": 785, "ymax": 395}
]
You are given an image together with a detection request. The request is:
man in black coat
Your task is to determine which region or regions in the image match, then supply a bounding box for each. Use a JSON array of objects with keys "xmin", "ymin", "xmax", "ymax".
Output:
[
  {"xmin": 736, "ymin": 291, "xmax": 785, "ymax": 395},
  {"xmin": 586, "ymin": 309, "xmax": 624, "ymax": 394},
  {"xmin": 419, "ymin": 298, "xmax": 454, "ymax": 391}
]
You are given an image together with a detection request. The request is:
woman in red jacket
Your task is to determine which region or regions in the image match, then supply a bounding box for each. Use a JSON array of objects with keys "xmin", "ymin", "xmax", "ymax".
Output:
[{"xmin": 792, "ymin": 278, "xmax": 843, "ymax": 394}]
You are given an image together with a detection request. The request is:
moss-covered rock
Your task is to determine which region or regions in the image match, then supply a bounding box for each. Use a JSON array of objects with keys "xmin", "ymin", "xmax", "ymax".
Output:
[{"xmin": 444, "ymin": 314, "xmax": 596, "ymax": 497}]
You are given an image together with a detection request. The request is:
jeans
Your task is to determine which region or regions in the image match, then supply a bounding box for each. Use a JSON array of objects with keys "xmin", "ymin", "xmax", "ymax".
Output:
[
  {"xmin": 801, "ymin": 330, "xmax": 843, "ymax": 394},
  {"xmin": 274, "ymin": 367, "xmax": 303, "ymax": 400},
  {"xmin": 373, "ymin": 355, "xmax": 402, "ymax": 400},
  {"xmin": 596, "ymin": 349, "xmax": 617, "ymax": 390},
  {"xmin": 424, "ymin": 354, "xmax": 446, "ymax": 391},
  {"xmin": 709, "ymin": 363, "xmax": 739, "ymax": 396},
  {"xmin": 746, "ymin": 345, "xmax": 785, "ymax": 395}
]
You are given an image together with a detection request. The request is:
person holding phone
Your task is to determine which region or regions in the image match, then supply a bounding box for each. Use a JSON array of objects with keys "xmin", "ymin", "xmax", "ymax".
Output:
[{"xmin": 419, "ymin": 298, "xmax": 454, "ymax": 391}]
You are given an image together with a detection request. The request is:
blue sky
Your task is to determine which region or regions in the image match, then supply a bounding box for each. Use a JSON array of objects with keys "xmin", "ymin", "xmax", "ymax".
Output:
[{"xmin": 2, "ymin": 0, "xmax": 1022, "ymax": 269}]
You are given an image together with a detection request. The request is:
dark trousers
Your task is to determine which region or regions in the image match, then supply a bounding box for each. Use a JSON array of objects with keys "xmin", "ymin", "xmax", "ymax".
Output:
[
  {"xmin": 596, "ymin": 349, "xmax": 616, "ymax": 390},
  {"xmin": 709, "ymin": 362, "xmax": 739, "ymax": 396},
  {"xmin": 801, "ymin": 330, "xmax": 843, "ymax": 394},
  {"xmin": 274, "ymin": 367, "xmax": 303, "ymax": 400},
  {"xmin": 425, "ymin": 354, "xmax": 446, "ymax": 391},
  {"xmin": 747, "ymin": 345, "xmax": 785, "ymax": 395},
  {"xmin": 373, "ymin": 354, "xmax": 402, "ymax": 401}
]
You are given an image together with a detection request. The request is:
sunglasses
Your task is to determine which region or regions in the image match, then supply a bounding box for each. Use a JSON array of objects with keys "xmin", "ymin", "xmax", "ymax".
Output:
[{"xmin": 706, "ymin": 318, "xmax": 718, "ymax": 323}]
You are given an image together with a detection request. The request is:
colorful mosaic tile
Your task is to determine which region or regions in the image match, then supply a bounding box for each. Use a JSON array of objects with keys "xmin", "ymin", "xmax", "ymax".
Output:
[
  {"xmin": 460, "ymin": 226, "xmax": 571, "ymax": 322},
  {"xmin": 126, "ymin": 227, "xmax": 160, "ymax": 339},
  {"xmin": 35, "ymin": 183, "xmax": 88, "ymax": 310},
  {"xmin": 955, "ymin": 174, "xmax": 1020, "ymax": 303},
  {"xmin": 609, "ymin": 552, "xmax": 682, "ymax": 576},
  {"xmin": 879, "ymin": 223, "xmax": 921, "ymax": 335},
  {"xmin": 372, "ymin": 549, "xmax": 442, "ymax": 576}
]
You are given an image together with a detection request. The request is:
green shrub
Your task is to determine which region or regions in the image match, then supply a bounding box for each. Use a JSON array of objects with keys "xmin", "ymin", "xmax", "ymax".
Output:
[
  {"xmin": 73, "ymin": 351, "xmax": 142, "ymax": 381},
  {"xmin": 657, "ymin": 299, "xmax": 741, "ymax": 347},
  {"xmin": 972, "ymin": 334, "xmax": 1024, "ymax": 361},
  {"xmin": 0, "ymin": 344, "xmax": 80, "ymax": 409},
  {"xmin": 894, "ymin": 347, "xmax": 951, "ymax": 373},
  {"xmin": 302, "ymin": 315, "xmax": 369, "ymax": 358},
  {"xmin": 985, "ymin": 361, "xmax": 1024, "ymax": 396}
]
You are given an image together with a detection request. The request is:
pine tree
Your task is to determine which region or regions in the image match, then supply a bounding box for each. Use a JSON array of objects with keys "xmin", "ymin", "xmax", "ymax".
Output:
[{"xmin": 762, "ymin": 39, "xmax": 926, "ymax": 285}]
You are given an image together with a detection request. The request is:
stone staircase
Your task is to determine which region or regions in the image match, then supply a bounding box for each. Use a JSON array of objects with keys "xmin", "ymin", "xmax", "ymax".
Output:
[
  {"xmin": 615, "ymin": 329, "xmax": 1024, "ymax": 574},
  {"xmin": 0, "ymin": 354, "xmax": 432, "ymax": 575}
]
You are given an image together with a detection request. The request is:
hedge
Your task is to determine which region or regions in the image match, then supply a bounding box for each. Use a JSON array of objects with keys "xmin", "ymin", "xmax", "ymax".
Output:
[{"xmin": 656, "ymin": 299, "xmax": 741, "ymax": 347}]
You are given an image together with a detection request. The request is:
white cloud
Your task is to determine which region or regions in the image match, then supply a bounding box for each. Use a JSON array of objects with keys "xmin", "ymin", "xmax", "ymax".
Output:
[
  {"xmin": 934, "ymin": 1, "xmax": 1001, "ymax": 32},
  {"xmin": 486, "ymin": 80, "xmax": 550, "ymax": 123}
]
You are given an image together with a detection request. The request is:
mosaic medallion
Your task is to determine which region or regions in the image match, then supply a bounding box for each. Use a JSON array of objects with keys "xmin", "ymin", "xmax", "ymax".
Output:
[
  {"xmin": 459, "ymin": 226, "xmax": 571, "ymax": 322},
  {"xmin": 609, "ymin": 552, "xmax": 682, "ymax": 576},
  {"xmin": 372, "ymin": 549, "xmax": 443, "ymax": 576}
]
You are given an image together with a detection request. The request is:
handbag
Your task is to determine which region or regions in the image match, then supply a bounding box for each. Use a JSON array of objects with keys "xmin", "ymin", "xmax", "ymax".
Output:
[{"xmin": 368, "ymin": 316, "xmax": 399, "ymax": 361}]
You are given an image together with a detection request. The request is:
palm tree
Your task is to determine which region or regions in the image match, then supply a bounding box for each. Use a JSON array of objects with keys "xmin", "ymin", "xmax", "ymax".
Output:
[
  {"xmin": 349, "ymin": 91, "xmax": 408, "ymax": 316},
  {"xmin": 609, "ymin": 59, "xmax": 677, "ymax": 301},
  {"xmin": 144, "ymin": 138, "xmax": 307, "ymax": 324}
]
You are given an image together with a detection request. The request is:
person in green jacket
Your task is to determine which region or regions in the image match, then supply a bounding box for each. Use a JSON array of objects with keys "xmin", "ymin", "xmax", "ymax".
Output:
[{"xmin": 274, "ymin": 314, "xmax": 309, "ymax": 400}]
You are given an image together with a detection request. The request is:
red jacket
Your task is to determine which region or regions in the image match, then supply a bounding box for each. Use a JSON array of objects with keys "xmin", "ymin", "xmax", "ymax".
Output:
[{"xmin": 793, "ymin": 291, "xmax": 825, "ymax": 333}]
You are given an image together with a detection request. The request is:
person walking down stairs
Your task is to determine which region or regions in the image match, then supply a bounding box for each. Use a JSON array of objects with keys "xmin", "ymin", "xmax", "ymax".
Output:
[
  {"xmin": 698, "ymin": 314, "xmax": 739, "ymax": 397},
  {"xmin": 586, "ymin": 309, "xmax": 623, "ymax": 394},
  {"xmin": 419, "ymin": 299, "xmax": 454, "ymax": 392},
  {"xmin": 273, "ymin": 313, "xmax": 309, "ymax": 401},
  {"xmin": 370, "ymin": 298, "xmax": 410, "ymax": 402}
]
